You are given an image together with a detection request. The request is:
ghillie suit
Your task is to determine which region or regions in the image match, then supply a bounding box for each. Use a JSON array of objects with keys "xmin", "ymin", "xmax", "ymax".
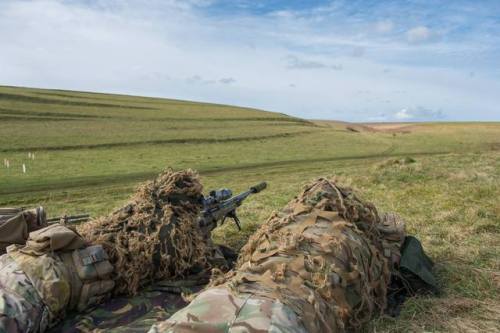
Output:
[
  {"xmin": 0, "ymin": 169, "xmax": 228, "ymax": 333},
  {"xmin": 150, "ymin": 178, "xmax": 406, "ymax": 333},
  {"xmin": 78, "ymin": 169, "xmax": 225, "ymax": 296}
]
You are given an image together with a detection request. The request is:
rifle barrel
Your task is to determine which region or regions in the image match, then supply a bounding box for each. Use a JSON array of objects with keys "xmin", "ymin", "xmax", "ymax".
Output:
[{"xmin": 47, "ymin": 214, "xmax": 90, "ymax": 223}]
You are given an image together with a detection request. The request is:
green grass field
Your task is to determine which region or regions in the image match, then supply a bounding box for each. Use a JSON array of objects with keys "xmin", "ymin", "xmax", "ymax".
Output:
[{"xmin": 1, "ymin": 85, "xmax": 499, "ymax": 332}]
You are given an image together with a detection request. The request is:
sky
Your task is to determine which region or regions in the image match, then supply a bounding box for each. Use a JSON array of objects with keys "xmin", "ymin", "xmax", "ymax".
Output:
[{"xmin": 1, "ymin": 0, "xmax": 499, "ymax": 121}]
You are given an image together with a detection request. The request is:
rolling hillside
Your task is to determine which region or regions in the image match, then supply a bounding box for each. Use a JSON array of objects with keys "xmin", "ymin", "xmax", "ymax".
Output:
[{"xmin": 0, "ymin": 86, "xmax": 499, "ymax": 332}]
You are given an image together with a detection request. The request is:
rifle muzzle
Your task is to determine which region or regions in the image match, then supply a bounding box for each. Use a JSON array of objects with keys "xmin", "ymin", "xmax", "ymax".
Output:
[{"xmin": 250, "ymin": 182, "xmax": 267, "ymax": 193}]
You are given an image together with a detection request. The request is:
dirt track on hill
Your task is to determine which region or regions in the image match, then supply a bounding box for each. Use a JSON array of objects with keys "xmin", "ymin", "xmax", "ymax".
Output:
[
  {"xmin": 0, "ymin": 130, "xmax": 317, "ymax": 153},
  {"xmin": 1, "ymin": 145, "xmax": 456, "ymax": 196}
]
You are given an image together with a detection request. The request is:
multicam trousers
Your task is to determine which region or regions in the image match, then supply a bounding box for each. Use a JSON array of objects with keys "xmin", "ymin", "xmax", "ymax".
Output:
[{"xmin": 149, "ymin": 287, "xmax": 307, "ymax": 333}]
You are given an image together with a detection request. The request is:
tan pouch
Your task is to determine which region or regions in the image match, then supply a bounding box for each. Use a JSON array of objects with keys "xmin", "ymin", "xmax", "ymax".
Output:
[
  {"xmin": 0, "ymin": 207, "xmax": 48, "ymax": 254},
  {"xmin": 72, "ymin": 245, "xmax": 114, "ymax": 280},
  {"xmin": 22, "ymin": 224, "xmax": 86, "ymax": 255},
  {"xmin": 78, "ymin": 280, "xmax": 115, "ymax": 311},
  {"xmin": 71, "ymin": 245, "xmax": 115, "ymax": 311},
  {"xmin": 378, "ymin": 212, "xmax": 406, "ymax": 267}
]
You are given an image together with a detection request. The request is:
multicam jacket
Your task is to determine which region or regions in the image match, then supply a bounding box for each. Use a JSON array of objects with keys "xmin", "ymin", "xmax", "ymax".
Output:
[{"xmin": 0, "ymin": 254, "xmax": 50, "ymax": 332}]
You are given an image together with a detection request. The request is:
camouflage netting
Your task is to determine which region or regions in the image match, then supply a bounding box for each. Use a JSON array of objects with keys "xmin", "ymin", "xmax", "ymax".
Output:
[
  {"xmin": 209, "ymin": 178, "xmax": 405, "ymax": 333},
  {"xmin": 78, "ymin": 169, "xmax": 218, "ymax": 296}
]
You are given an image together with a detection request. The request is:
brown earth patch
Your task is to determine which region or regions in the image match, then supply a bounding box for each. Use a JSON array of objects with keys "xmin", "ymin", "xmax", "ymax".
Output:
[
  {"xmin": 361, "ymin": 122, "xmax": 418, "ymax": 133},
  {"xmin": 490, "ymin": 142, "xmax": 500, "ymax": 151}
]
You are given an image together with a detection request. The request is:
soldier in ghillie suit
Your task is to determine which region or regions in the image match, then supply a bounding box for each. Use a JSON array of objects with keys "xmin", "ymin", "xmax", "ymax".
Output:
[
  {"xmin": 0, "ymin": 169, "xmax": 229, "ymax": 332},
  {"xmin": 77, "ymin": 169, "xmax": 226, "ymax": 296},
  {"xmin": 149, "ymin": 178, "xmax": 428, "ymax": 333},
  {"xmin": 0, "ymin": 173, "xmax": 436, "ymax": 333}
]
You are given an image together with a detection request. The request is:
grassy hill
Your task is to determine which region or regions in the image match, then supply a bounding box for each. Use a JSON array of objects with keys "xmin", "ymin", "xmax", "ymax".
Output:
[{"xmin": 0, "ymin": 86, "xmax": 499, "ymax": 332}]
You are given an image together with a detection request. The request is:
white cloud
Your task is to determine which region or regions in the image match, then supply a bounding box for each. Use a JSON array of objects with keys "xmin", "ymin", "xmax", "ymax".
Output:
[
  {"xmin": 285, "ymin": 55, "xmax": 327, "ymax": 69},
  {"xmin": 220, "ymin": 77, "xmax": 236, "ymax": 84},
  {"xmin": 394, "ymin": 107, "xmax": 445, "ymax": 121},
  {"xmin": 0, "ymin": 1, "xmax": 498, "ymax": 121},
  {"xmin": 407, "ymin": 26, "xmax": 432, "ymax": 43},
  {"xmin": 376, "ymin": 20, "xmax": 394, "ymax": 34},
  {"xmin": 395, "ymin": 108, "xmax": 412, "ymax": 119},
  {"xmin": 350, "ymin": 46, "xmax": 365, "ymax": 58}
]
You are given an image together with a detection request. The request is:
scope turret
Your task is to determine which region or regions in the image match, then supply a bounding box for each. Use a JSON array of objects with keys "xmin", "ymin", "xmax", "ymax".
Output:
[{"xmin": 204, "ymin": 188, "xmax": 233, "ymax": 207}]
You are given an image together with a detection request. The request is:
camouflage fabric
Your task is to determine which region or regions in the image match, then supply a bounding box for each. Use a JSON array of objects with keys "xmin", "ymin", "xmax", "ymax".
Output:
[
  {"xmin": 51, "ymin": 286, "xmax": 200, "ymax": 332},
  {"xmin": 149, "ymin": 287, "xmax": 306, "ymax": 333},
  {"xmin": 0, "ymin": 176, "xmax": 408, "ymax": 333},
  {"xmin": 378, "ymin": 212, "xmax": 406, "ymax": 270},
  {"xmin": 7, "ymin": 247, "xmax": 72, "ymax": 323},
  {"xmin": 0, "ymin": 235, "xmax": 176, "ymax": 333},
  {"xmin": 0, "ymin": 169, "xmax": 228, "ymax": 333},
  {"xmin": 0, "ymin": 254, "xmax": 50, "ymax": 333},
  {"xmin": 0, "ymin": 224, "xmax": 116, "ymax": 332},
  {"xmin": 151, "ymin": 178, "xmax": 404, "ymax": 333}
]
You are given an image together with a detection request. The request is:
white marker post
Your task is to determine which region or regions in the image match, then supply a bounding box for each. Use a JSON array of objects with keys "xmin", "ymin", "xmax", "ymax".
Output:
[
  {"xmin": 22, "ymin": 164, "xmax": 26, "ymax": 174},
  {"xmin": 6, "ymin": 160, "xmax": 9, "ymax": 169}
]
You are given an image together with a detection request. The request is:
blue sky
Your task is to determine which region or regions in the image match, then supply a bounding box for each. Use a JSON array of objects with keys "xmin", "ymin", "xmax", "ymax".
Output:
[{"xmin": 1, "ymin": 0, "xmax": 499, "ymax": 121}]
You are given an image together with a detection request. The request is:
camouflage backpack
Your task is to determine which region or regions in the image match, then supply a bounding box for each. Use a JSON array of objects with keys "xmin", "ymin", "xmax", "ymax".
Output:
[{"xmin": 0, "ymin": 224, "xmax": 115, "ymax": 333}]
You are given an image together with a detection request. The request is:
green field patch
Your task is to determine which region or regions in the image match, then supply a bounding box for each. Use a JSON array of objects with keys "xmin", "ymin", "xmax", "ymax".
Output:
[
  {"xmin": 0, "ymin": 107, "xmax": 111, "ymax": 119},
  {"xmin": 0, "ymin": 118, "xmax": 317, "ymax": 151},
  {"xmin": 0, "ymin": 92, "xmax": 157, "ymax": 110},
  {"xmin": 0, "ymin": 106, "xmax": 310, "ymax": 125},
  {"xmin": 0, "ymin": 115, "xmax": 83, "ymax": 122}
]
